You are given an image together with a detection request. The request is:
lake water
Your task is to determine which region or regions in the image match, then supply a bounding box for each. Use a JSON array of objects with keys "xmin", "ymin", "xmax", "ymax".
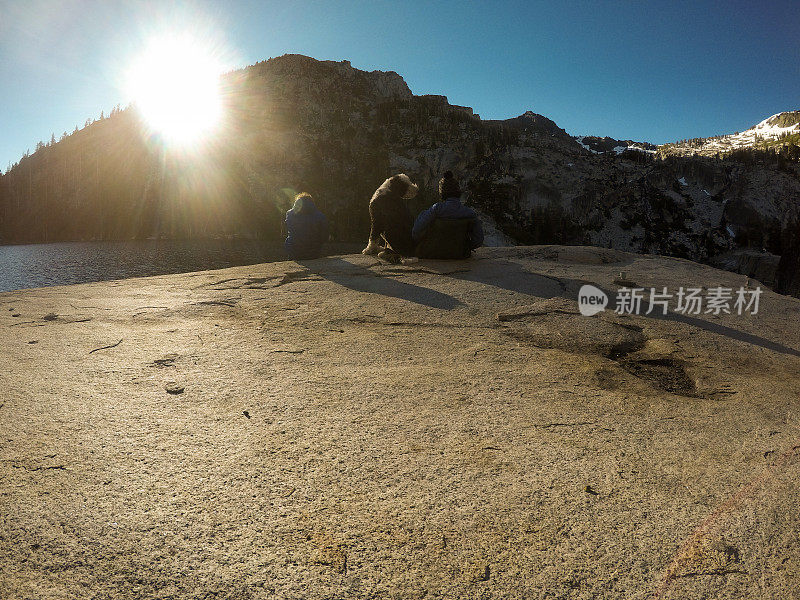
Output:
[{"xmin": 0, "ymin": 240, "xmax": 363, "ymax": 293}]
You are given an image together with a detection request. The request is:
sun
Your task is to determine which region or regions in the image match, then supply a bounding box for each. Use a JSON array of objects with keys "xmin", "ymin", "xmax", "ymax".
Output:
[{"xmin": 126, "ymin": 34, "xmax": 225, "ymax": 145}]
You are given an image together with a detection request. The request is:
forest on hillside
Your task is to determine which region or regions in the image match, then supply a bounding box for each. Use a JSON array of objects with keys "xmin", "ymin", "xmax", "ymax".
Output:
[
  {"xmin": 0, "ymin": 105, "xmax": 294, "ymax": 245},
  {"xmin": 0, "ymin": 57, "xmax": 515, "ymax": 245}
]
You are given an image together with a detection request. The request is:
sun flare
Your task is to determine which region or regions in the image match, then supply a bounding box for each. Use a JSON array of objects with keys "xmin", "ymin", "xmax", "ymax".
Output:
[{"xmin": 126, "ymin": 35, "xmax": 225, "ymax": 145}]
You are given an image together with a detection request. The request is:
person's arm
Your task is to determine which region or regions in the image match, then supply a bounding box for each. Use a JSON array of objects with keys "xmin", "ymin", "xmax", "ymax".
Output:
[
  {"xmin": 469, "ymin": 217, "xmax": 484, "ymax": 249},
  {"xmin": 367, "ymin": 200, "xmax": 384, "ymax": 245},
  {"xmin": 317, "ymin": 214, "xmax": 330, "ymax": 244},
  {"xmin": 412, "ymin": 204, "xmax": 437, "ymax": 242}
]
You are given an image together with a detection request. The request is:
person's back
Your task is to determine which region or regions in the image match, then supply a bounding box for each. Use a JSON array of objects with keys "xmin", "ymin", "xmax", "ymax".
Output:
[
  {"xmin": 412, "ymin": 171, "xmax": 484, "ymax": 259},
  {"xmin": 415, "ymin": 217, "xmax": 475, "ymax": 259},
  {"xmin": 284, "ymin": 193, "xmax": 329, "ymax": 260}
]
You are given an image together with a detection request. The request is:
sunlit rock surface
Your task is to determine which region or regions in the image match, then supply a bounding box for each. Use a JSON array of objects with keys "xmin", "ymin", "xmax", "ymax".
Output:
[{"xmin": 2, "ymin": 246, "xmax": 799, "ymax": 598}]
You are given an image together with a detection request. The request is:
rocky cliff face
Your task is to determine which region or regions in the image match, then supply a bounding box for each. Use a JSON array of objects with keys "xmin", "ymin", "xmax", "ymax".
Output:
[
  {"xmin": 1, "ymin": 54, "xmax": 799, "ymax": 292},
  {"xmin": 230, "ymin": 55, "xmax": 799, "ymax": 268}
]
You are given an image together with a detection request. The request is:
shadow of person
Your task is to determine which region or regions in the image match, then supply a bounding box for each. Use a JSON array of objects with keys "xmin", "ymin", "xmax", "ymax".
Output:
[
  {"xmin": 298, "ymin": 257, "xmax": 464, "ymax": 311},
  {"xmin": 447, "ymin": 259, "xmax": 566, "ymax": 299}
]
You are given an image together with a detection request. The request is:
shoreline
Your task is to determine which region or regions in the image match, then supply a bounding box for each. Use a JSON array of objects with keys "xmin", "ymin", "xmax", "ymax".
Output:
[{"xmin": 0, "ymin": 240, "xmax": 364, "ymax": 293}]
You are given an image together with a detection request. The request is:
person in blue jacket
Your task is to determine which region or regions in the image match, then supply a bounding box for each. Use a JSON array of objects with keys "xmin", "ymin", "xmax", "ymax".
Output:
[
  {"xmin": 284, "ymin": 192, "xmax": 329, "ymax": 260},
  {"xmin": 412, "ymin": 171, "xmax": 484, "ymax": 258}
]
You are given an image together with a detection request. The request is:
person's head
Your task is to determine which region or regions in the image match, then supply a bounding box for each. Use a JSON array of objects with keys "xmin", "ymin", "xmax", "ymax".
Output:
[
  {"xmin": 386, "ymin": 173, "xmax": 419, "ymax": 200},
  {"xmin": 439, "ymin": 171, "xmax": 461, "ymax": 200},
  {"xmin": 291, "ymin": 192, "xmax": 315, "ymax": 213}
]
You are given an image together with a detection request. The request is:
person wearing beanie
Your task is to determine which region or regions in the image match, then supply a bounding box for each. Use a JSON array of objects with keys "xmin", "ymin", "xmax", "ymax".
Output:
[
  {"xmin": 439, "ymin": 170, "xmax": 462, "ymax": 199},
  {"xmin": 412, "ymin": 171, "xmax": 484, "ymax": 258}
]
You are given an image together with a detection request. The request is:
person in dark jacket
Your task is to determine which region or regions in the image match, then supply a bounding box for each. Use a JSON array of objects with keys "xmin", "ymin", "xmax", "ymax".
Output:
[
  {"xmin": 284, "ymin": 192, "xmax": 329, "ymax": 260},
  {"xmin": 412, "ymin": 171, "xmax": 484, "ymax": 258}
]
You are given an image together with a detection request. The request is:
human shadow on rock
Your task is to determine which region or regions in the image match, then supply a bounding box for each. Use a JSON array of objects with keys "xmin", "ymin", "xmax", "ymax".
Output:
[
  {"xmin": 447, "ymin": 259, "xmax": 566, "ymax": 299},
  {"xmin": 299, "ymin": 257, "xmax": 463, "ymax": 311}
]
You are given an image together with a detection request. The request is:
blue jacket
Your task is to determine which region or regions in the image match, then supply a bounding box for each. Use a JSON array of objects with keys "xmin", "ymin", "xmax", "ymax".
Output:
[
  {"xmin": 412, "ymin": 197, "xmax": 484, "ymax": 249},
  {"xmin": 284, "ymin": 197, "xmax": 329, "ymax": 259}
]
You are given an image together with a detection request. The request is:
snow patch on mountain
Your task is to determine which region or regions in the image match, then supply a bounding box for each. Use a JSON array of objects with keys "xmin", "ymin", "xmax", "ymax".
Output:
[
  {"xmin": 663, "ymin": 110, "xmax": 800, "ymax": 157},
  {"xmin": 574, "ymin": 136, "xmax": 600, "ymax": 154},
  {"xmin": 752, "ymin": 112, "xmax": 800, "ymax": 137},
  {"xmin": 573, "ymin": 135, "xmax": 657, "ymax": 155},
  {"xmin": 627, "ymin": 144, "xmax": 657, "ymax": 154}
]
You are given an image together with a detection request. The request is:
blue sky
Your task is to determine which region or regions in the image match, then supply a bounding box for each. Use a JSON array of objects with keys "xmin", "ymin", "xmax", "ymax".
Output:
[{"xmin": 2, "ymin": 0, "xmax": 798, "ymax": 170}]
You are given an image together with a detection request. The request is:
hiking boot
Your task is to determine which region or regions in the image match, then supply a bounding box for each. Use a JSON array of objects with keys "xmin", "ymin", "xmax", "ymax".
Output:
[
  {"xmin": 361, "ymin": 241, "xmax": 384, "ymax": 255},
  {"xmin": 377, "ymin": 250, "xmax": 402, "ymax": 264}
]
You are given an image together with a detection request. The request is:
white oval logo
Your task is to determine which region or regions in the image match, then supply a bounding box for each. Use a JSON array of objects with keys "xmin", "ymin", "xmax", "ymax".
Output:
[{"xmin": 578, "ymin": 284, "xmax": 608, "ymax": 316}]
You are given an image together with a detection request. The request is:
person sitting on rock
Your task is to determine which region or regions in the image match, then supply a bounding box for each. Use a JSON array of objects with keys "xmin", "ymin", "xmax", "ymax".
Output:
[
  {"xmin": 412, "ymin": 171, "xmax": 484, "ymax": 259},
  {"xmin": 362, "ymin": 173, "xmax": 419, "ymax": 264},
  {"xmin": 284, "ymin": 192, "xmax": 329, "ymax": 260}
]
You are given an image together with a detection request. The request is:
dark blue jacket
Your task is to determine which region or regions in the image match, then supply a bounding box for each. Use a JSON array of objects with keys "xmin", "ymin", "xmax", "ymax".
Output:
[
  {"xmin": 412, "ymin": 197, "xmax": 484, "ymax": 249},
  {"xmin": 284, "ymin": 197, "xmax": 329, "ymax": 260}
]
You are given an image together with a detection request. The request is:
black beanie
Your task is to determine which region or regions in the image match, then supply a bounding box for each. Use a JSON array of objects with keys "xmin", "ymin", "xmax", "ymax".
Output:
[{"xmin": 439, "ymin": 171, "xmax": 461, "ymax": 199}]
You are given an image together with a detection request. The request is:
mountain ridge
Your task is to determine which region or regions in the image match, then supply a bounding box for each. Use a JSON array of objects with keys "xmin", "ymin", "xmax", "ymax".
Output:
[
  {"xmin": 0, "ymin": 53, "xmax": 798, "ymax": 295},
  {"xmin": 659, "ymin": 110, "xmax": 800, "ymax": 158}
]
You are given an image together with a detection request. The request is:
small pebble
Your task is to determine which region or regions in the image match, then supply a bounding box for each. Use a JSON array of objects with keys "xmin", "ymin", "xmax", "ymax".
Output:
[
  {"xmin": 584, "ymin": 485, "xmax": 599, "ymax": 495},
  {"xmin": 12, "ymin": 314, "xmax": 20, "ymax": 317},
  {"xmin": 28, "ymin": 340, "xmax": 38, "ymax": 344},
  {"xmin": 165, "ymin": 382, "xmax": 184, "ymax": 394}
]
